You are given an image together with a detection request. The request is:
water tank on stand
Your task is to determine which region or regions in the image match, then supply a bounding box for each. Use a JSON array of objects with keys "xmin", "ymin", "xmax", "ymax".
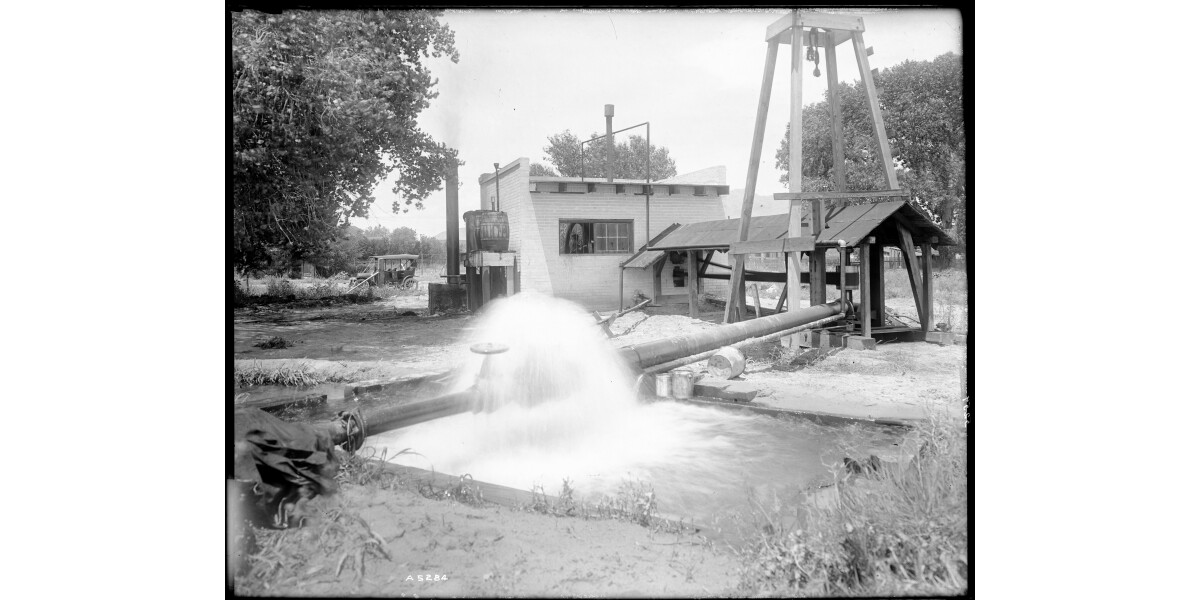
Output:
[{"xmin": 464, "ymin": 210, "xmax": 510, "ymax": 253}]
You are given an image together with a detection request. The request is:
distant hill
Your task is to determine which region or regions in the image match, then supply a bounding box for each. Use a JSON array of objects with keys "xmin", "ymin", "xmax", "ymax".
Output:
[{"xmin": 723, "ymin": 188, "xmax": 789, "ymax": 220}]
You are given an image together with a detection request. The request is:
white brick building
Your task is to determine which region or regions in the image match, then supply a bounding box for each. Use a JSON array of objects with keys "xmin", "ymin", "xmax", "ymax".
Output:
[{"xmin": 478, "ymin": 158, "xmax": 731, "ymax": 310}]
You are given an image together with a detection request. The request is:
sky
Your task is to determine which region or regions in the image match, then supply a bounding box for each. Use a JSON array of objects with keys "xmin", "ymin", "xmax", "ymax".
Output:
[{"xmin": 352, "ymin": 8, "xmax": 963, "ymax": 237}]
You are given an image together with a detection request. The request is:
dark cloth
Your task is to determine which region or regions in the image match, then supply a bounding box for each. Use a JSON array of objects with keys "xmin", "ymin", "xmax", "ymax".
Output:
[{"xmin": 232, "ymin": 408, "xmax": 339, "ymax": 526}]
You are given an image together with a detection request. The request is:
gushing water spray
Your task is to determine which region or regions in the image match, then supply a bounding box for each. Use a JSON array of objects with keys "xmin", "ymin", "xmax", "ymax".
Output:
[{"xmin": 367, "ymin": 292, "xmax": 888, "ymax": 518}]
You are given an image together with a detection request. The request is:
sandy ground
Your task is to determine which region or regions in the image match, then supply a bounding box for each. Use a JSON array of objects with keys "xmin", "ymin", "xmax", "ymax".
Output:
[{"xmin": 235, "ymin": 483, "xmax": 740, "ymax": 597}]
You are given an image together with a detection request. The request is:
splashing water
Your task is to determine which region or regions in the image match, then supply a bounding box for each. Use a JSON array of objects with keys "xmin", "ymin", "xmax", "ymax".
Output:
[{"xmin": 366, "ymin": 291, "xmax": 900, "ymax": 522}]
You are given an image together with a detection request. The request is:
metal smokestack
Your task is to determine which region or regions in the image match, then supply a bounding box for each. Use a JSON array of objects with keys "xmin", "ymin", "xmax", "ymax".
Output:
[
  {"xmin": 445, "ymin": 163, "xmax": 460, "ymax": 282},
  {"xmin": 493, "ymin": 162, "xmax": 500, "ymax": 211},
  {"xmin": 604, "ymin": 104, "xmax": 615, "ymax": 182}
]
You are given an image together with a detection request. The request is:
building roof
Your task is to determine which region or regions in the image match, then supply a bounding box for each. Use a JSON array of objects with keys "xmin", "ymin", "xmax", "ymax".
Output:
[
  {"xmin": 647, "ymin": 214, "xmax": 789, "ymax": 252},
  {"xmin": 620, "ymin": 224, "xmax": 683, "ymax": 270},
  {"xmin": 817, "ymin": 200, "xmax": 956, "ymax": 247},
  {"xmin": 645, "ymin": 200, "xmax": 956, "ymax": 252}
]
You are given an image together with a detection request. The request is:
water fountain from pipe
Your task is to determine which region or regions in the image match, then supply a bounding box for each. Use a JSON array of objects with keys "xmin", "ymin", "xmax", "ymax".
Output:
[{"xmin": 365, "ymin": 291, "xmax": 902, "ymax": 523}]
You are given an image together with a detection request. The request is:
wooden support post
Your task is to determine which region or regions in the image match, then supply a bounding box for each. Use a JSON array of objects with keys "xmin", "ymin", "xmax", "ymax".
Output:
[
  {"xmin": 725, "ymin": 39, "xmax": 780, "ymax": 324},
  {"xmin": 870, "ymin": 242, "xmax": 885, "ymax": 328},
  {"xmin": 687, "ymin": 250, "xmax": 699, "ymax": 318},
  {"xmin": 851, "ymin": 31, "xmax": 899, "ymax": 190},
  {"xmin": 480, "ymin": 266, "xmax": 491, "ymax": 305},
  {"xmin": 618, "ymin": 266, "xmax": 624, "ymax": 309},
  {"xmin": 896, "ymin": 224, "xmax": 927, "ymax": 330},
  {"xmin": 858, "ymin": 241, "xmax": 871, "ymax": 338},
  {"xmin": 838, "ymin": 246, "xmax": 848, "ymax": 314},
  {"xmin": 921, "ymin": 242, "xmax": 934, "ymax": 332},
  {"xmin": 785, "ymin": 12, "xmax": 806, "ymax": 348},
  {"xmin": 506, "ymin": 265, "xmax": 515, "ymax": 297},
  {"xmin": 751, "ymin": 283, "xmax": 762, "ymax": 318},
  {"xmin": 737, "ymin": 273, "xmax": 747, "ymax": 317},
  {"xmin": 825, "ymin": 33, "xmax": 847, "ymax": 192},
  {"xmin": 652, "ymin": 259, "xmax": 664, "ymax": 304}
]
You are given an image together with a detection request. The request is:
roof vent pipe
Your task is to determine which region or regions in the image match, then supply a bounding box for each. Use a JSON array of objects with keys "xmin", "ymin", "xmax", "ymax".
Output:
[{"xmin": 604, "ymin": 104, "xmax": 615, "ymax": 182}]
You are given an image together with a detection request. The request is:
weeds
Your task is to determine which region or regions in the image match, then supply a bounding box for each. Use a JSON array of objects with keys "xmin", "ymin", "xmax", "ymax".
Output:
[
  {"xmin": 234, "ymin": 496, "xmax": 393, "ymax": 595},
  {"xmin": 234, "ymin": 361, "xmax": 321, "ymax": 387},
  {"xmin": 336, "ymin": 447, "xmax": 419, "ymax": 491},
  {"xmin": 254, "ymin": 336, "xmax": 295, "ymax": 349},
  {"xmin": 738, "ymin": 412, "xmax": 968, "ymax": 596},
  {"xmin": 524, "ymin": 478, "xmax": 678, "ymax": 531},
  {"xmin": 419, "ymin": 473, "xmax": 485, "ymax": 506}
]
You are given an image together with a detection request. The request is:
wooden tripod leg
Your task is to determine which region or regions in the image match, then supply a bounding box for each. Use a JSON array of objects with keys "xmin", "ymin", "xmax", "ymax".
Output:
[
  {"xmin": 851, "ymin": 31, "xmax": 899, "ymax": 190},
  {"xmin": 725, "ymin": 39, "xmax": 781, "ymax": 324}
]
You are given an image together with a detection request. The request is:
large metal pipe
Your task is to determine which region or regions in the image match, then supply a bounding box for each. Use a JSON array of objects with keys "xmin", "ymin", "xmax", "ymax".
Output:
[
  {"xmin": 617, "ymin": 301, "xmax": 845, "ymax": 370},
  {"xmin": 319, "ymin": 389, "xmax": 478, "ymax": 447},
  {"xmin": 322, "ymin": 302, "xmax": 848, "ymax": 445},
  {"xmin": 445, "ymin": 163, "xmax": 460, "ymax": 281}
]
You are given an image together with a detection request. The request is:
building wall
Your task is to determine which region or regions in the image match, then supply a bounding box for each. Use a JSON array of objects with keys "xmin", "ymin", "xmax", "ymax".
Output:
[
  {"xmin": 478, "ymin": 159, "xmax": 730, "ymax": 310},
  {"xmin": 529, "ymin": 193, "xmax": 727, "ymax": 309}
]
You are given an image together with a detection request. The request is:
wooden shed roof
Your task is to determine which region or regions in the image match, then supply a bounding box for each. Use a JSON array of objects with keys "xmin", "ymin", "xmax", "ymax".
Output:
[
  {"xmin": 620, "ymin": 223, "xmax": 682, "ymax": 270},
  {"xmin": 817, "ymin": 200, "xmax": 956, "ymax": 247},
  {"xmin": 643, "ymin": 200, "xmax": 955, "ymax": 253},
  {"xmin": 647, "ymin": 215, "xmax": 789, "ymax": 252}
]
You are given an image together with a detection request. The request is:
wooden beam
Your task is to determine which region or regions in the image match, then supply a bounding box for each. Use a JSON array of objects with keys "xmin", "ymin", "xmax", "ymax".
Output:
[
  {"xmin": 687, "ymin": 250, "xmax": 699, "ymax": 318},
  {"xmin": 652, "ymin": 259, "xmax": 664, "ymax": 304},
  {"xmin": 480, "ymin": 266, "xmax": 491, "ymax": 305},
  {"xmin": 725, "ymin": 38, "xmax": 780, "ymax": 325},
  {"xmin": 774, "ymin": 190, "xmax": 909, "ymax": 201},
  {"xmin": 851, "ymin": 31, "xmax": 899, "ymax": 190},
  {"xmin": 698, "ymin": 250, "xmax": 715, "ymax": 278},
  {"xmin": 921, "ymin": 242, "xmax": 934, "ymax": 332},
  {"xmin": 783, "ymin": 236, "xmax": 816, "ymax": 253},
  {"xmin": 838, "ymin": 247, "xmax": 849, "ymax": 314},
  {"xmin": 896, "ymin": 223, "xmax": 928, "ymax": 330},
  {"xmin": 870, "ymin": 243, "xmax": 885, "ymax": 328},
  {"xmin": 751, "ymin": 284, "xmax": 762, "ymax": 319},
  {"xmin": 826, "ymin": 33, "xmax": 847, "ymax": 193},
  {"xmin": 809, "ymin": 203, "xmax": 826, "ymax": 307},
  {"xmin": 859, "ymin": 241, "xmax": 872, "ymax": 338},
  {"xmin": 765, "ymin": 11, "xmax": 864, "ymax": 42},
  {"xmin": 786, "ymin": 8, "xmax": 806, "ymax": 327},
  {"xmin": 729, "ymin": 239, "xmax": 784, "ymax": 255}
]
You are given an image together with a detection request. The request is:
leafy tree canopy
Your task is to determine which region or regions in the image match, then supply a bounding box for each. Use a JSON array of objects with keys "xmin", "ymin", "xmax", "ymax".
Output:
[
  {"xmin": 528, "ymin": 162, "xmax": 559, "ymax": 177},
  {"xmin": 542, "ymin": 131, "xmax": 677, "ymax": 181},
  {"xmin": 232, "ymin": 9, "xmax": 460, "ymax": 270},
  {"xmin": 775, "ymin": 52, "xmax": 964, "ymax": 252}
]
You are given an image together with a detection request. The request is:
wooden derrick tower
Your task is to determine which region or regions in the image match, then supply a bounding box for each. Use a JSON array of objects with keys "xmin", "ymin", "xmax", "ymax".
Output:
[{"xmin": 725, "ymin": 10, "xmax": 949, "ymax": 342}]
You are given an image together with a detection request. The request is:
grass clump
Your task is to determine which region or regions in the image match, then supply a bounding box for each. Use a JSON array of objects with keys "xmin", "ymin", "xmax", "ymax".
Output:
[
  {"xmin": 524, "ymin": 478, "xmax": 690, "ymax": 534},
  {"xmin": 738, "ymin": 413, "xmax": 968, "ymax": 596},
  {"xmin": 235, "ymin": 361, "xmax": 321, "ymax": 387},
  {"xmin": 253, "ymin": 336, "xmax": 294, "ymax": 349},
  {"xmin": 234, "ymin": 496, "xmax": 393, "ymax": 595}
]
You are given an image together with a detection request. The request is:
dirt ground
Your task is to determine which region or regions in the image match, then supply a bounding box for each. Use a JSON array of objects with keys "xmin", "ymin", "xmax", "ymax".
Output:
[
  {"xmin": 231, "ymin": 280, "xmax": 967, "ymax": 596},
  {"xmin": 234, "ymin": 483, "xmax": 741, "ymax": 597}
]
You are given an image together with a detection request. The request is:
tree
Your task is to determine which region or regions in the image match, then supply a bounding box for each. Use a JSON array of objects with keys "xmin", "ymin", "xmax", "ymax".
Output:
[
  {"xmin": 542, "ymin": 131, "xmax": 677, "ymax": 180},
  {"xmin": 232, "ymin": 10, "xmax": 460, "ymax": 271},
  {"xmin": 528, "ymin": 162, "xmax": 559, "ymax": 177},
  {"xmin": 774, "ymin": 53, "xmax": 964, "ymax": 259},
  {"xmin": 388, "ymin": 226, "xmax": 420, "ymax": 254}
]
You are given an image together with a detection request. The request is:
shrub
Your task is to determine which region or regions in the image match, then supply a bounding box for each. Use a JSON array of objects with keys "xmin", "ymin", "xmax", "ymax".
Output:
[{"xmin": 739, "ymin": 412, "xmax": 968, "ymax": 596}]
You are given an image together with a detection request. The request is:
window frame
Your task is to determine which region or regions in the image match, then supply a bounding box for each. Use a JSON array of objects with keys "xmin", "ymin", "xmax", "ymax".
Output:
[{"xmin": 558, "ymin": 219, "xmax": 634, "ymax": 255}]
